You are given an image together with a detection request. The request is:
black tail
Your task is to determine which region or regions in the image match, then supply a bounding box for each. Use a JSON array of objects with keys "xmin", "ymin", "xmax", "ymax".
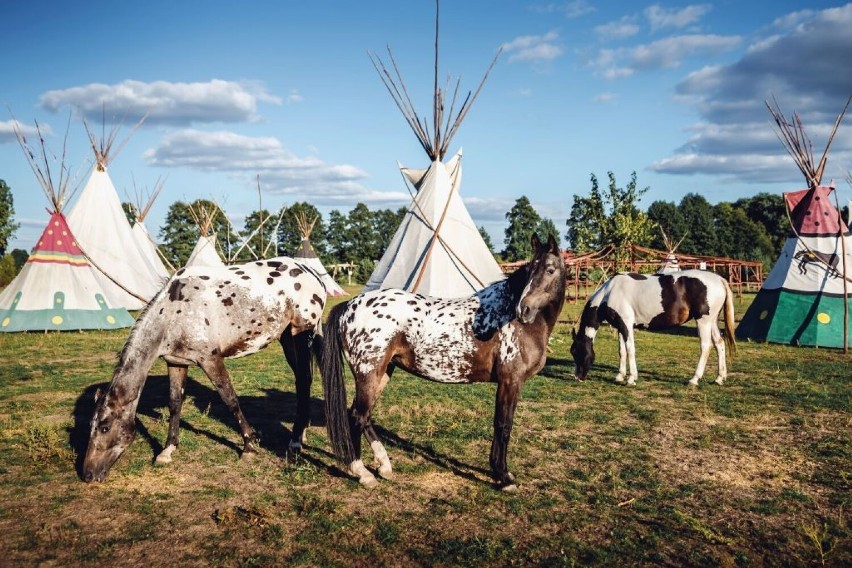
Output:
[{"xmin": 320, "ymin": 301, "xmax": 356, "ymax": 465}]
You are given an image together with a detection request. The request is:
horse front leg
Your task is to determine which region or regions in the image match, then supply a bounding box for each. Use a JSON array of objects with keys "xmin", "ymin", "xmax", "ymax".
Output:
[
  {"xmin": 197, "ymin": 357, "xmax": 259, "ymax": 458},
  {"xmin": 155, "ymin": 363, "xmax": 188, "ymax": 465},
  {"xmin": 281, "ymin": 329, "xmax": 313, "ymax": 452},
  {"xmin": 490, "ymin": 377, "xmax": 521, "ymax": 491}
]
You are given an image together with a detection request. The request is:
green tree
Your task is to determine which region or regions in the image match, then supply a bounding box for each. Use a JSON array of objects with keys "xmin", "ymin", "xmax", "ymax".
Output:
[
  {"xmin": 503, "ymin": 196, "xmax": 542, "ymax": 261},
  {"xmin": 237, "ymin": 208, "xmax": 275, "ymax": 261},
  {"xmin": 0, "ymin": 180, "xmax": 21, "ymax": 257},
  {"xmin": 159, "ymin": 199, "xmax": 233, "ymax": 267},
  {"xmin": 325, "ymin": 209, "xmax": 349, "ymax": 263},
  {"xmin": 536, "ymin": 217, "xmax": 561, "ymax": 249},
  {"xmin": 713, "ymin": 202, "xmax": 775, "ymax": 265},
  {"xmin": 646, "ymin": 200, "xmax": 688, "ymax": 251},
  {"xmin": 347, "ymin": 203, "xmax": 379, "ymax": 262},
  {"xmin": 0, "ymin": 254, "xmax": 16, "ymax": 287},
  {"xmin": 566, "ymin": 171, "xmax": 654, "ymax": 258},
  {"xmin": 678, "ymin": 193, "xmax": 717, "ymax": 255},
  {"xmin": 478, "ymin": 226, "xmax": 495, "ymax": 255},
  {"xmin": 277, "ymin": 202, "xmax": 325, "ymax": 259},
  {"xmin": 733, "ymin": 192, "xmax": 787, "ymax": 255},
  {"xmin": 373, "ymin": 207, "xmax": 406, "ymax": 256},
  {"xmin": 11, "ymin": 249, "xmax": 28, "ymax": 271},
  {"xmin": 121, "ymin": 202, "xmax": 136, "ymax": 227}
]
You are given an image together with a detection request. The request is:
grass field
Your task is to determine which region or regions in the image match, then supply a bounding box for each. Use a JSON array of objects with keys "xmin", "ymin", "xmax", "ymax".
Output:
[{"xmin": 0, "ymin": 286, "xmax": 849, "ymax": 566}]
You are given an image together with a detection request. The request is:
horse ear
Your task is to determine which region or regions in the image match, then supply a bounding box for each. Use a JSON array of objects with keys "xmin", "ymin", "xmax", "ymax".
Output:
[
  {"xmin": 530, "ymin": 232, "xmax": 542, "ymax": 252},
  {"xmin": 547, "ymin": 233, "xmax": 559, "ymax": 254},
  {"xmin": 571, "ymin": 327, "xmax": 576, "ymax": 339},
  {"xmin": 94, "ymin": 388, "xmax": 102, "ymax": 402}
]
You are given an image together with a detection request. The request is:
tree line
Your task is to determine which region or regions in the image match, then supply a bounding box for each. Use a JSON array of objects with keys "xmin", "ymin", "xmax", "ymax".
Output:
[{"xmin": 3, "ymin": 172, "xmax": 851, "ymax": 288}]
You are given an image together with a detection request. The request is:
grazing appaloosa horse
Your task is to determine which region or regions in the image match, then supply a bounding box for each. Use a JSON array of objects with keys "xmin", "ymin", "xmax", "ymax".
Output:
[
  {"xmin": 321, "ymin": 233, "xmax": 566, "ymax": 491},
  {"xmin": 82, "ymin": 257, "xmax": 327, "ymax": 482},
  {"xmin": 570, "ymin": 270, "xmax": 735, "ymax": 386}
]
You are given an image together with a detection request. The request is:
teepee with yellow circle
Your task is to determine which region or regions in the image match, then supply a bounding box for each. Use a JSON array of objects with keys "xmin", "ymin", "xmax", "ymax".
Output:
[
  {"xmin": 0, "ymin": 119, "xmax": 134, "ymax": 332},
  {"xmin": 737, "ymin": 96, "xmax": 852, "ymax": 349}
]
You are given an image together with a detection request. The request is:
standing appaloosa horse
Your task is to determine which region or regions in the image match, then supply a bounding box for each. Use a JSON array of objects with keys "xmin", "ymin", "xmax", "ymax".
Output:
[
  {"xmin": 321, "ymin": 234, "xmax": 566, "ymax": 491},
  {"xmin": 82, "ymin": 257, "xmax": 327, "ymax": 482},
  {"xmin": 570, "ymin": 270, "xmax": 735, "ymax": 386}
]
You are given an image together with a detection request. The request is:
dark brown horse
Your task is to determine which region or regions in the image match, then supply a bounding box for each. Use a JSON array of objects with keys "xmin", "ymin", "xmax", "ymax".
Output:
[
  {"xmin": 82, "ymin": 257, "xmax": 327, "ymax": 482},
  {"xmin": 321, "ymin": 234, "xmax": 566, "ymax": 491}
]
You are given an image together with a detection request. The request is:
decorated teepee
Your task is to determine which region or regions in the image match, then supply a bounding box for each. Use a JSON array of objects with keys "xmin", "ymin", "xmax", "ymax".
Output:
[
  {"xmin": 185, "ymin": 201, "xmax": 225, "ymax": 268},
  {"xmin": 0, "ymin": 120, "xmax": 134, "ymax": 332},
  {"xmin": 737, "ymin": 96, "xmax": 852, "ymax": 350},
  {"xmin": 363, "ymin": 4, "xmax": 504, "ymax": 297},
  {"xmin": 66, "ymin": 116, "xmax": 165, "ymax": 309},
  {"xmin": 293, "ymin": 211, "xmax": 346, "ymax": 296},
  {"xmin": 129, "ymin": 177, "xmax": 171, "ymax": 280}
]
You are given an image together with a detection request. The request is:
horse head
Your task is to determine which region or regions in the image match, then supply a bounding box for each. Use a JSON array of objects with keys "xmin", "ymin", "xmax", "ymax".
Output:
[
  {"xmin": 569, "ymin": 327, "xmax": 595, "ymax": 381},
  {"xmin": 516, "ymin": 233, "xmax": 566, "ymax": 325},
  {"xmin": 82, "ymin": 386, "xmax": 138, "ymax": 482}
]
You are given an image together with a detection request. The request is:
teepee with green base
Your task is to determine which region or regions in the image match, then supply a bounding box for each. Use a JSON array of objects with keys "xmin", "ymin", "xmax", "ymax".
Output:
[
  {"xmin": 0, "ymin": 120, "xmax": 134, "ymax": 332},
  {"xmin": 737, "ymin": 96, "xmax": 852, "ymax": 350}
]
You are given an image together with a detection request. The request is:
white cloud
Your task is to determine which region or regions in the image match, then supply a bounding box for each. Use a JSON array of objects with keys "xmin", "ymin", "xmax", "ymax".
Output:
[
  {"xmin": 0, "ymin": 119, "xmax": 52, "ymax": 144},
  {"xmin": 591, "ymin": 34, "xmax": 740, "ymax": 78},
  {"xmin": 530, "ymin": 1, "xmax": 595, "ymax": 19},
  {"xmin": 502, "ymin": 31, "xmax": 564, "ymax": 63},
  {"xmin": 593, "ymin": 92, "xmax": 617, "ymax": 104},
  {"xmin": 595, "ymin": 17, "xmax": 640, "ymax": 40},
  {"xmin": 39, "ymin": 79, "xmax": 282, "ymax": 125},
  {"xmin": 645, "ymin": 4, "xmax": 712, "ymax": 33},
  {"xmin": 654, "ymin": 4, "xmax": 852, "ymax": 185},
  {"xmin": 144, "ymin": 129, "xmax": 408, "ymax": 205},
  {"xmin": 284, "ymin": 89, "xmax": 303, "ymax": 105}
]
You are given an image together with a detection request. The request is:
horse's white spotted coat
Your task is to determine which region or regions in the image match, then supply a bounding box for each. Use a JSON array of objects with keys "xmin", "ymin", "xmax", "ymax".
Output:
[{"xmin": 339, "ymin": 278, "xmax": 518, "ymax": 384}]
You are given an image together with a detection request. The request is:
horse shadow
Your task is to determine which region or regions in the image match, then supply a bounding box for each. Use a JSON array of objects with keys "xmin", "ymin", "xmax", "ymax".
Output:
[
  {"xmin": 539, "ymin": 356, "xmax": 684, "ymax": 385},
  {"xmin": 69, "ymin": 373, "xmax": 332, "ymax": 480}
]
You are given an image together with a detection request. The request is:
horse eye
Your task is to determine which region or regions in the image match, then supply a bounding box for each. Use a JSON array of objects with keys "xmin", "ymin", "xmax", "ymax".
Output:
[
  {"xmin": 100, "ymin": 425, "xmax": 110, "ymax": 434},
  {"xmin": 546, "ymin": 267, "xmax": 556, "ymax": 275}
]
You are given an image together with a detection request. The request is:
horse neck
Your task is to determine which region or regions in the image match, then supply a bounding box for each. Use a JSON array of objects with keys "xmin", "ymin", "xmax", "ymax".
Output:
[
  {"xmin": 109, "ymin": 299, "xmax": 166, "ymax": 409},
  {"xmin": 578, "ymin": 301, "xmax": 601, "ymax": 338}
]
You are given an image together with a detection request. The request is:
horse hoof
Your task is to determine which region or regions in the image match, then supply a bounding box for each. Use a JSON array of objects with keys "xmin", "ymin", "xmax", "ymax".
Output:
[
  {"xmin": 154, "ymin": 455, "xmax": 172, "ymax": 466},
  {"xmin": 359, "ymin": 476, "xmax": 379, "ymax": 489},
  {"xmin": 378, "ymin": 465, "xmax": 393, "ymax": 480},
  {"xmin": 615, "ymin": 376, "xmax": 625, "ymax": 384},
  {"xmin": 500, "ymin": 483, "xmax": 518, "ymax": 493},
  {"xmin": 714, "ymin": 377, "xmax": 725, "ymax": 386}
]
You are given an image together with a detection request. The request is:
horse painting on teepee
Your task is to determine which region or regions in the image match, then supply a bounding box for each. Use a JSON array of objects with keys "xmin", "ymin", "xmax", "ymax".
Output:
[
  {"xmin": 0, "ymin": 119, "xmax": 134, "ymax": 332},
  {"xmin": 737, "ymin": 96, "xmax": 852, "ymax": 349},
  {"xmin": 364, "ymin": 4, "xmax": 505, "ymax": 298},
  {"xmin": 293, "ymin": 211, "xmax": 346, "ymax": 296}
]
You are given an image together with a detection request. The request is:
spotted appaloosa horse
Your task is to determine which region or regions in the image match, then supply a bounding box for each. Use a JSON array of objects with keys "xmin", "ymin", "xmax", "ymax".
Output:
[
  {"xmin": 82, "ymin": 257, "xmax": 327, "ymax": 482},
  {"xmin": 570, "ymin": 270, "xmax": 735, "ymax": 387},
  {"xmin": 321, "ymin": 234, "xmax": 566, "ymax": 491}
]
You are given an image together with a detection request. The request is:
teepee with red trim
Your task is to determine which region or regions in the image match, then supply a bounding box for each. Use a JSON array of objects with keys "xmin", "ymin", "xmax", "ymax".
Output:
[
  {"xmin": 737, "ymin": 96, "xmax": 852, "ymax": 349},
  {"xmin": 0, "ymin": 120, "xmax": 134, "ymax": 332}
]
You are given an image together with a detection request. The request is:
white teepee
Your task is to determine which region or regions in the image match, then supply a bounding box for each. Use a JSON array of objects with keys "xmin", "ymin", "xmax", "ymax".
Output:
[
  {"xmin": 0, "ymin": 119, "xmax": 134, "ymax": 332},
  {"xmin": 293, "ymin": 211, "xmax": 346, "ymax": 296},
  {"xmin": 185, "ymin": 201, "xmax": 225, "ymax": 268},
  {"xmin": 364, "ymin": 9, "xmax": 504, "ymax": 297},
  {"xmin": 66, "ymin": 117, "xmax": 166, "ymax": 309},
  {"xmin": 129, "ymin": 177, "xmax": 171, "ymax": 280}
]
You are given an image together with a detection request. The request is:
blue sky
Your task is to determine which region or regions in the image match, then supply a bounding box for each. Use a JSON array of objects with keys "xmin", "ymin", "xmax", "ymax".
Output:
[{"xmin": 2, "ymin": 1, "xmax": 851, "ymax": 252}]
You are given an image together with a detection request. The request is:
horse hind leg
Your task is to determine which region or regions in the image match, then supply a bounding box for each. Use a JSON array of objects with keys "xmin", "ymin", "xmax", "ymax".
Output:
[
  {"xmin": 281, "ymin": 329, "xmax": 313, "ymax": 453},
  {"xmin": 689, "ymin": 320, "xmax": 714, "ymax": 387},
  {"xmin": 348, "ymin": 369, "xmax": 393, "ymax": 487},
  {"xmin": 711, "ymin": 324, "xmax": 727, "ymax": 385},
  {"xmin": 156, "ymin": 363, "xmax": 188, "ymax": 465},
  {"xmin": 198, "ymin": 356, "xmax": 260, "ymax": 458}
]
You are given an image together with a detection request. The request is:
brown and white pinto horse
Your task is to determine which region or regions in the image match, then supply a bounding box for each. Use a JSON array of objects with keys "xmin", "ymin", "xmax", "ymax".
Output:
[
  {"xmin": 570, "ymin": 270, "xmax": 735, "ymax": 386},
  {"xmin": 82, "ymin": 257, "xmax": 326, "ymax": 482},
  {"xmin": 321, "ymin": 234, "xmax": 565, "ymax": 491}
]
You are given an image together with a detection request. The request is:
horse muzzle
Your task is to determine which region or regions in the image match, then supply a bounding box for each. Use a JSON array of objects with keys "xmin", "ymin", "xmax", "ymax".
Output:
[{"xmin": 516, "ymin": 304, "xmax": 537, "ymax": 324}]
